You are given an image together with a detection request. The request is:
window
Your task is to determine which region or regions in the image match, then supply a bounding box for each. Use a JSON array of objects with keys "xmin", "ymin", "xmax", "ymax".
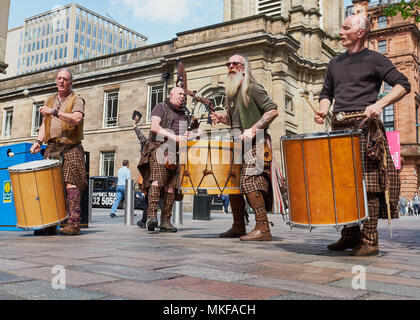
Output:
[
  {"xmin": 147, "ymin": 84, "xmax": 165, "ymax": 122},
  {"xmin": 2, "ymin": 107, "xmax": 13, "ymax": 139},
  {"xmin": 377, "ymin": 16, "xmax": 387, "ymax": 29},
  {"xmin": 103, "ymin": 91, "xmax": 119, "ymax": 128},
  {"xmin": 285, "ymin": 95, "xmax": 294, "ymax": 112},
  {"xmin": 378, "ymin": 40, "xmax": 387, "ymax": 53},
  {"xmin": 101, "ymin": 152, "xmax": 115, "ymax": 176},
  {"xmin": 382, "ymin": 104, "xmax": 394, "ymax": 132},
  {"xmin": 31, "ymin": 102, "xmax": 43, "ymax": 136}
]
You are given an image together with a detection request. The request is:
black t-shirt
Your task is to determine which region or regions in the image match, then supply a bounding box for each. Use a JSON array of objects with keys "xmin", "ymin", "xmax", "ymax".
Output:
[
  {"xmin": 319, "ymin": 48, "xmax": 411, "ymax": 113},
  {"xmin": 151, "ymin": 102, "xmax": 187, "ymax": 136}
]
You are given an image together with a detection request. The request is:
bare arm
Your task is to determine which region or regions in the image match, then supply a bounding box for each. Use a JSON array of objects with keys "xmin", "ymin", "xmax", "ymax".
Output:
[
  {"xmin": 150, "ymin": 116, "xmax": 186, "ymax": 143},
  {"xmin": 40, "ymin": 106, "xmax": 83, "ymax": 126},
  {"xmin": 30, "ymin": 122, "xmax": 45, "ymax": 154},
  {"xmin": 314, "ymin": 98, "xmax": 331, "ymax": 125},
  {"xmin": 254, "ymin": 109, "xmax": 278, "ymax": 130},
  {"xmin": 242, "ymin": 109, "xmax": 278, "ymax": 141},
  {"xmin": 364, "ymin": 84, "xmax": 408, "ymax": 118}
]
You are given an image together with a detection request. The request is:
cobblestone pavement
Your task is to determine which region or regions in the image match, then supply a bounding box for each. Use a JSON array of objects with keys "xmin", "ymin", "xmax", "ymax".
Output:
[{"xmin": 0, "ymin": 209, "xmax": 419, "ymax": 301}]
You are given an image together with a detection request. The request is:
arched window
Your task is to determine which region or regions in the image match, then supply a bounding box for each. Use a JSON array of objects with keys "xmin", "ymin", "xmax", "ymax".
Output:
[{"xmin": 192, "ymin": 89, "xmax": 227, "ymax": 117}]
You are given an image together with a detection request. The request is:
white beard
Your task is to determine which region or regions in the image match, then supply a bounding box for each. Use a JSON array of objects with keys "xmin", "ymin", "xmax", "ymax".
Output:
[{"xmin": 225, "ymin": 71, "xmax": 243, "ymax": 101}]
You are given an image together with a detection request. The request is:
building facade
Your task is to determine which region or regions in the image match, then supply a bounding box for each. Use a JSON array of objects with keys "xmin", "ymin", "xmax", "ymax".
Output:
[
  {"xmin": 0, "ymin": 0, "xmax": 11, "ymax": 74},
  {"xmin": 0, "ymin": 1, "xmax": 343, "ymax": 210},
  {"xmin": 2, "ymin": 3, "xmax": 148, "ymax": 78},
  {"xmin": 347, "ymin": 0, "xmax": 420, "ymax": 198}
]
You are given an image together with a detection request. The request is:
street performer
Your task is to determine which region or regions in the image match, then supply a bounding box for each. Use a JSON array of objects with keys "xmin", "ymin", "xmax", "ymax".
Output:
[
  {"xmin": 138, "ymin": 87, "xmax": 188, "ymax": 233},
  {"xmin": 315, "ymin": 14, "xmax": 411, "ymax": 256},
  {"xmin": 211, "ymin": 54, "xmax": 278, "ymax": 241},
  {"xmin": 30, "ymin": 68, "xmax": 87, "ymax": 236}
]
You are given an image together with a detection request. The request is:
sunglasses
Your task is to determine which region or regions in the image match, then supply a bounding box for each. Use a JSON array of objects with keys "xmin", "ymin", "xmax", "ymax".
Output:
[{"xmin": 225, "ymin": 61, "xmax": 244, "ymax": 68}]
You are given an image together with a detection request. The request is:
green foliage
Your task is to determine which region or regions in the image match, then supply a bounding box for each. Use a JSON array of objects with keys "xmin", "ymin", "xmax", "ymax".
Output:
[{"xmin": 382, "ymin": 0, "xmax": 420, "ymax": 22}]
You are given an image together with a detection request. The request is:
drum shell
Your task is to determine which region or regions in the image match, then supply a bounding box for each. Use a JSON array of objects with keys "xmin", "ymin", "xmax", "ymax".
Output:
[
  {"xmin": 179, "ymin": 140, "xmax": 241, "ymax": 195},
  {"xmin": 282, "ymin": 132, "xmax": 367, "ymax": 228},
  {"xmin": 9, "ymin": 161, "xmax": 67, "ymax": 229}
]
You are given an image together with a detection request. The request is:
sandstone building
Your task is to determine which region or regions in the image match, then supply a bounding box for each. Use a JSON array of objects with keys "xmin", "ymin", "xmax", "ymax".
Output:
[{"xmin": 0, "ymin": 1, "xmax": 345, "ymax": 210}]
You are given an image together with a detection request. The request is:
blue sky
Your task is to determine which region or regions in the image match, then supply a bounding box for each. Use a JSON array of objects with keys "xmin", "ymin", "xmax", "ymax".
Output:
[
  {"xmin": 8, "ymin": 0, "xmax": 224, "ymax": 44},
  {"xmin": 8, "ymin": 1, "xmax": 354, "ymax": 45}
]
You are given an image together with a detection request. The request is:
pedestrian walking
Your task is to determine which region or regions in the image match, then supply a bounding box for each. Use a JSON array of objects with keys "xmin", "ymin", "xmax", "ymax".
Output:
[
  {"xmin": 398, "ymin": 196, "xmax": 407, "ymax": 216},
  {"xmin": 110, "ymin": 160, "xmax": 131, "ymax": 218},
  {"xmin": 412, "ymin": 192, "xmax": 419, "ymax": 216}
]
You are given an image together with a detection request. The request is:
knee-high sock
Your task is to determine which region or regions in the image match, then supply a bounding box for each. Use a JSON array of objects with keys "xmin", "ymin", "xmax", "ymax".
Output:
[
  {"xmin": 161, "ymin": 191, "xmax": 175, "ymax": 222},
  {"xmin": 147, "ymin": 186, "xmax": 161, "ymax": 219},
  {"xmin": 66, "ymin": 188, "xmax": 81, "ymax": 229}
]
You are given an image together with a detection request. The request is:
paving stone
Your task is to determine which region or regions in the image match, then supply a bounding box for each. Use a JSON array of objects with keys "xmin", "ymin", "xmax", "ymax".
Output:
[
  {"xmin": 253, "ymin": 261, "xmax": 343, "ymax": 284},
  {"xmin": 306, "ymin": 261, "xmax": 400, "ymax": 275},
  {"xmin": 0, "ymin": 272, "xmax": 28, "ymax": 285},
  {"xmin": 9, "ymin": 266, "xmax": 121, "ymax": 287},
  {"xmin": 397, "ymin": 270, "xmax": 420, "ymax": 280},
  {"xmin": 73, "ymin": 264, "xmax": 180, "ymax": 282},
  {"xmin": 20, "ymin": 256, "xmax": 95, "ymax": 267},
  {"xmin": 0, "ymin": 258, "xmax": 41, "ymax": 271},
  {"xmin": 333, "ymin": 270, "xmax": 420, "ymax": 287},
  {"xmin": 270, "ymin": 293, "xmax": 331, "ymax": 300},
  {"xmin": 329, "ymin": 279, "xmax": 420, "ymax": 299},
  {"xmin": 0, "ymin": 280, "xmax": 109, "ymax": 300},
  {"xmin": 155, "ymin": 276, "xmax": 283, "ymax": 300},
  {"xmin": 86, "ymin": 280, "xmax": 225, "ymax": 300},
  {"xmin": 240, "ymin": 275, "xmax": 367, "ymax": 300},
  {"xmin": 160, "ymin": 265, "xmax": 258, "ymax": 283}
]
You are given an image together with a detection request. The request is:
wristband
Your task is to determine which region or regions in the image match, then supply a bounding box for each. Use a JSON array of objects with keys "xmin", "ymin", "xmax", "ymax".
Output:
[
  {"xmin": 52, "ymin": 109, "xmax": 59, "ymax": 117},
  {"xmin": 35, "ymin": 140, "xmax": 43, "ymax": 146}
]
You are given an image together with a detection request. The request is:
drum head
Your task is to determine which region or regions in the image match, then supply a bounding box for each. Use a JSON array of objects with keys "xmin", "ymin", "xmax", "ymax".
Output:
[{"xmin": 8, "ymin": 159, "xmax": 61, "ymax": 173}]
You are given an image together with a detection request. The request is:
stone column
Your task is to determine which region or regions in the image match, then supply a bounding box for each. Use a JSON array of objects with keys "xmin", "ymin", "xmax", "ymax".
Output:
[{"xmin": 0, "ymin": 0, "xmax": 11, "ymax": 74}]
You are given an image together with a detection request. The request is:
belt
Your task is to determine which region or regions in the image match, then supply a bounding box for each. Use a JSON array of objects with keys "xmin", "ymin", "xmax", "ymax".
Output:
[
  {"xmin": 49, "ymin": 138, "xmax": 67, "ymax": 144},
  {"xmin": 48, "ymin": 138, "xmax": 79, "ymax": 146}
]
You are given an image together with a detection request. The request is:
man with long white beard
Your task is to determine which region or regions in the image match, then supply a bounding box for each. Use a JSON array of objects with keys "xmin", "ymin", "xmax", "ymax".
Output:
[{"xmin": 211, "ymin": 54, "xmax": 278, "ymax": 241}]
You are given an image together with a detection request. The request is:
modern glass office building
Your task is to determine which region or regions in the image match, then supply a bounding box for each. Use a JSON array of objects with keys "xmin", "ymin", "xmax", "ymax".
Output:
[{"xmin": 17, "ymin": 3, "xmax": 148, "ymax": 75}]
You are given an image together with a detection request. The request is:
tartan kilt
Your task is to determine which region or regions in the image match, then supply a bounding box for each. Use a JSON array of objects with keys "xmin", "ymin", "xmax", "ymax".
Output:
[
  {"xmin": 44, "ymin": 142, "xmax": 87, "ymax": 191},
  {"xmin": 332, "ymin": 113, "xmax": 400, "ymax": 220},
  {"xmin": 240, "ymin": 139, "xmax": 273, "ymax": 212},
  {"xmin": 137, "ymin": 141, "xmax": 179, "ymax": 190}
]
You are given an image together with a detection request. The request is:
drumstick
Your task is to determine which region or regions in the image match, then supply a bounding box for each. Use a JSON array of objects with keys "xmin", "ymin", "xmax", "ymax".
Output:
[
  {"xmin": 297, "ymin": 88, "xmax": 318, "ymax": 114},
  {"xmin": 6, "ymin": 149, "xmax": 45, "ymax": 158},
  {"xmin": 336, "ymin": 112, "xmax": 366, "ymax": 122}
]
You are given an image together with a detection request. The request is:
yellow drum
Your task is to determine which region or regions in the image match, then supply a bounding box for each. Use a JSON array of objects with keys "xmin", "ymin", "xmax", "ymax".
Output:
[
  {"xmin": 8, "ymin": 159, "xmax": 67, "ymax": 230},
  {"xmin": 179, "ymin": 139, "xmax": 241, "ymax": 195}
]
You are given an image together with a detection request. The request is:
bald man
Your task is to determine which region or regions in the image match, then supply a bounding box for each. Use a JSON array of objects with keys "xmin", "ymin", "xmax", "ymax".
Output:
[
  {"xmin": 137, "ymin": 87, "xmax": 188, "ymax": 233},
  {"xmin": 30, "ymin": 68, "xmax": 87, "ymax": 236},
  {"xmin": 315, "ymin": 15, "xmax": 411, "ymax": 256}
]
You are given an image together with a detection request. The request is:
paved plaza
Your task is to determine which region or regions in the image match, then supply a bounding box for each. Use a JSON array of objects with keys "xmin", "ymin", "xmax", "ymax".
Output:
[{"xmin": 0, "ymin": 208, "xmax": 419, "ymax": 302}]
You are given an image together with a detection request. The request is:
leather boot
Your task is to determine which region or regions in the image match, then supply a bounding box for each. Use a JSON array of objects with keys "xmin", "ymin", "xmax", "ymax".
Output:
[
  {"xmin": 58, "ymin": 225, "xmax": 81, "ymax": 236},
  {"xmin": 219, "ymin": 194, "xmax": 246, "ymax": 238},
  {"xmin": 240, "ymin": 191, "xmax": 272, "ymax": 241},
  {"xmin": 351, "ymin": 243, "xmax": 379, "ymax": 256},
  {"xmin": 327, "ymin": 237, "xmax": 360, "ymax": 251},
  {"xmin": 34, "ymin": 225, "xmax": 58, "ymax": 236},
  {"xmin": 160, "ymin": 220, "xmax": 178, "ymax": 233},
  {"xmin": 160, "ymin": 191, "xmax": 177, "ymax": 233}
]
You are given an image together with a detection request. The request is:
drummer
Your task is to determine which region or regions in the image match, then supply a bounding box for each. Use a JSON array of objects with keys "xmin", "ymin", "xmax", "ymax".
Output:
[
  {"xmin": 315, "ymin": 14, "xmax": 411, "ymax": 256},
  {"xmin": 30, "ymin": 68, "xmax": 87, "ymax": 236},
  {"xmin": 211, "ymin": 54, "xmax": 278, "ymax": 241}
]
